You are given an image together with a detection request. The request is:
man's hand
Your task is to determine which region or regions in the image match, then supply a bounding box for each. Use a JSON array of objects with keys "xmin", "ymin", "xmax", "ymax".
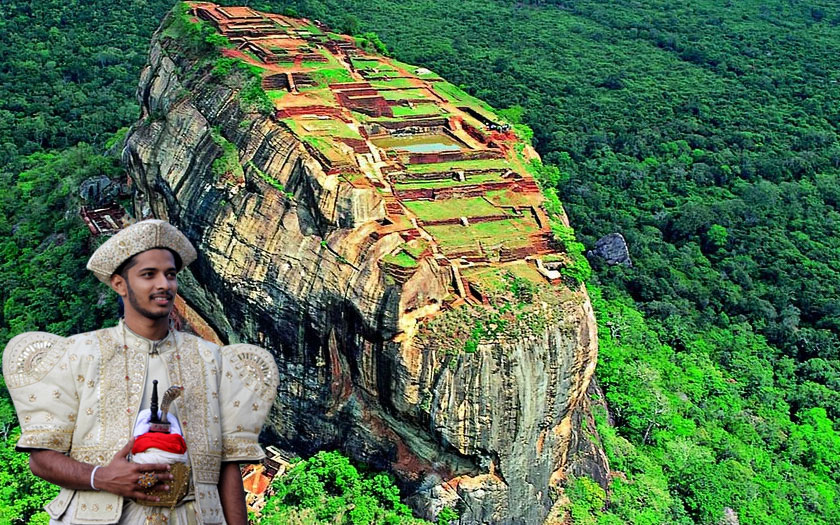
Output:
[
  {"xmin": 29, "ymin": 439, "xmax": 174, "ymax": 502},
  {"xmin": 95, "ymin": 439, "xmax": 174, "ymax": 501}
]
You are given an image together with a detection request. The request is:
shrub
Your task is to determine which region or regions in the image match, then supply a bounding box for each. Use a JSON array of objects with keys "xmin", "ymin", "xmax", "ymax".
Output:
[{"xmin": 263, "ymin": 451, "xmax": 433, "ymax": 524}]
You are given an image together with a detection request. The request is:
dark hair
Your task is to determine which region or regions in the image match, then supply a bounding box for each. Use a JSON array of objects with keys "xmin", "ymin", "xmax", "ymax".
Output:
[{"xmin": 113, "ymin": 248, "xmax": 183, "ymax": 279}]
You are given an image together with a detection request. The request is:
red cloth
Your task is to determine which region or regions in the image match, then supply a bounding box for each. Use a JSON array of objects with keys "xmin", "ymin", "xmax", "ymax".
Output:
[{"xmin": 132, "ymin": 432, "xmax": 187, "ymax": 455}]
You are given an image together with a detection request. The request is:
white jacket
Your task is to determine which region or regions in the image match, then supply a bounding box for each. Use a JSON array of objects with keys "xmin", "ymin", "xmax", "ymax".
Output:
[{"xmin": 3, "ymin": 323, "xmax": 278, "ymax": 524}]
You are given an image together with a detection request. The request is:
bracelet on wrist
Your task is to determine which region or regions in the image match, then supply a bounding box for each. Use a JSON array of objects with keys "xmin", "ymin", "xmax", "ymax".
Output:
[{"xmin": 90, "ymin": 465, "xmax": 101, "ymax": 491}]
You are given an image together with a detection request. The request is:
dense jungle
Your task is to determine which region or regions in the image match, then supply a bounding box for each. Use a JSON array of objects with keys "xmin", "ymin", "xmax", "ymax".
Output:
[{"xmin": 0, "ymin": 0, "xmax": 839, "ymax": 523}]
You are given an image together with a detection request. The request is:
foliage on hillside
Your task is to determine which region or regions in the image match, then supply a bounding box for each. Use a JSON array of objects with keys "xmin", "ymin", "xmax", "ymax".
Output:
[
  {"xmin": 258, "ymin": 451, "xmax": 452, "ymax": 525},
  {"xmin": 0, "ymin": 391, "xmax": 56, "ymax": 525},
  {"xmin": 587, "ymin": 288, "xmax": 840, "ymax": 524},
  {"xmin": 0, "ymin": 145, "xmax": 119, "ymax": 343},
  {"xmin": 0, "ymin": 145, "xmax": 120, "ymax": 522},
  {"xmin": 0, "ymin": 0, "xmax": 175, "ymax": 170}
]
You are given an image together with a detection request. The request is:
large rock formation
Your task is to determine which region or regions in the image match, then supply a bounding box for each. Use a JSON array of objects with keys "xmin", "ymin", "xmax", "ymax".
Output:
[{"xmin": 123, "ymin": 4, "xmax": 601, "ymax": 523}]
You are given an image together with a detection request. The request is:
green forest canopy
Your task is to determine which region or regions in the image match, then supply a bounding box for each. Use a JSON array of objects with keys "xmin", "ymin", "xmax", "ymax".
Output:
[{"xmin": 1, "ymin": 0, "xmax": 839, "ymax": 523}]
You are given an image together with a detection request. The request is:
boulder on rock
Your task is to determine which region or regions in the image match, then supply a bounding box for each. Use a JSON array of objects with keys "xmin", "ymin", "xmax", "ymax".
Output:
[{"xmin": 588, "ymin": 233, "xmax": 632, "ymax": 267}]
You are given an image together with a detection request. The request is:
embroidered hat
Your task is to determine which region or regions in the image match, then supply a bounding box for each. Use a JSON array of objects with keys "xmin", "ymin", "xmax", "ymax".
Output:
[{"xmin": 87, "ymin": 219, "xmax": 197, "ymax": 283}]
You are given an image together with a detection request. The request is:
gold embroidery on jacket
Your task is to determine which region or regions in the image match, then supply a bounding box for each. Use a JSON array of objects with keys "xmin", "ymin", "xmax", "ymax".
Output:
[
  {"xmin": 229, "ymin": 349, "xmax": 277, "ymax": 403},
  {"xmin": 3, "ymin": 332, "xmax": 65, "ymax": 389},
  {"xmin": 222, "ymin": 437, "xmax": 264, "ymax": 458},
  {"xmin": 167, "ymin": 334, "xmax": 220, "ymax": 485}
]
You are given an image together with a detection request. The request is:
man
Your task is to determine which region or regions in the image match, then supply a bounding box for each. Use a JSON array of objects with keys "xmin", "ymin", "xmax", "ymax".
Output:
[{"xmin": 2, "ymin": 219, "xmax": 279, "ymax": 524}]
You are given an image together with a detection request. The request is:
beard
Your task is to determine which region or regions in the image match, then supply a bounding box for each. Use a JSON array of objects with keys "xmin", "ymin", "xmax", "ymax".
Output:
[{"xmin": 126, "ymin": 279, "xmax": 173, "ymax": 320}]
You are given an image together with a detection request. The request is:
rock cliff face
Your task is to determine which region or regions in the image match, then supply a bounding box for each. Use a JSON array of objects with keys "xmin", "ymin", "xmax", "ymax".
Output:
[{"xmin": 123, "ymin": 7, "xmax": 601, "ymax": 523}]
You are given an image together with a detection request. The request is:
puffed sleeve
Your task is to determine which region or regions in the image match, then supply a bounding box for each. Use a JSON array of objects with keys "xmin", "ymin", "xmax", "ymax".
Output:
[
  {"xmin": 218, "ymin": 344, "xmax": 279, "ymax": 462},
  {"xmin": 2, "ymin": 332, "xmax": 77, "ymax": 452}
]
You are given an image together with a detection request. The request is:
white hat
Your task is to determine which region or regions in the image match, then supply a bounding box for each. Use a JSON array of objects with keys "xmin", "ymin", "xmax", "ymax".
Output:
[{"xmin": 87, "ymin": 219, "xmax": 197, "ymax": 283}]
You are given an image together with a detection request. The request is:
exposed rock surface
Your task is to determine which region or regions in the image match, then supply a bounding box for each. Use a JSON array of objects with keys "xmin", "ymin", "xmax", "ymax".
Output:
[
  {"xmin": 588, "ymin": 233, "xmax": 632, "ymax": 267},
  {"xmin": 563, "ymin": 379, "xmax": 611, "ymax": 491},
  {"xmin": 123, "ymin": 11, "xmax": 601, "ymax": 524}
]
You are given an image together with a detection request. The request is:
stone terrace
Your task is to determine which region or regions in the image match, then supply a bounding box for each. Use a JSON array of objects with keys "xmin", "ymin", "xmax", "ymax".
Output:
[{"xmin": 189, "ymin": 2, "xmax": 568, "ymax": 299}]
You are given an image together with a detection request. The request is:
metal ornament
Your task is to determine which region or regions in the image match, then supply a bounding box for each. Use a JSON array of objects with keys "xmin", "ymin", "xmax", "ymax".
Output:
[{"xmin": 137, "ymin": 472, "xmax": 158, "ymax": 489}]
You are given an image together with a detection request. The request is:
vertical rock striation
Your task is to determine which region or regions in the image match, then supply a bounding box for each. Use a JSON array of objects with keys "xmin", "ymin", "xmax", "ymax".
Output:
[{"xmin": 123, "ymin": 13, "xmax": 601, "ymax": 524}]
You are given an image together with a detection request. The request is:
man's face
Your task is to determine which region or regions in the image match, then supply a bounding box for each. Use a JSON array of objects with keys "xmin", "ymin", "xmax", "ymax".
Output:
[{"xmin": 119, "ymin": 249, "xmax": 178, "ymax": 321}]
